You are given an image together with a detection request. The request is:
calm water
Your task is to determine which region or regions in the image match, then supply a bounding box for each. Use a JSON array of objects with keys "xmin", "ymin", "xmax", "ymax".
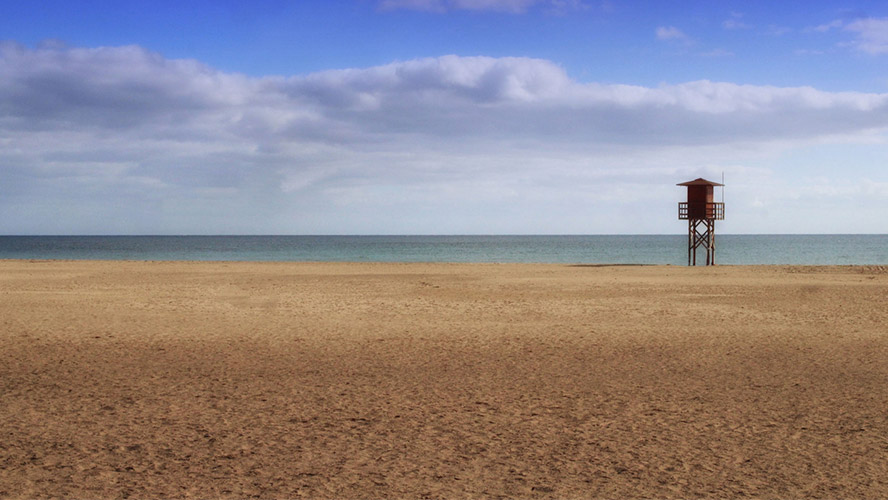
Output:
[{"xmin": 0, "ymin": 235, "xmax": 886, "ymax": 265}]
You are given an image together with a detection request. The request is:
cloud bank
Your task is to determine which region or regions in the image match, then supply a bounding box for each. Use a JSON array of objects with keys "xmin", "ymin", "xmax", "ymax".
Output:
[{"xmin": 1, "ymin": 43, "xmax": 887, "ymax": 234}]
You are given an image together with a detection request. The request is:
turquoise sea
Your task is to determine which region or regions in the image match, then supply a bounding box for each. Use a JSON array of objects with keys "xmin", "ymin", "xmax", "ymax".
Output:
[{"xmin": 0, "ymin": 235, "xmax": 886, "ymax": 265}]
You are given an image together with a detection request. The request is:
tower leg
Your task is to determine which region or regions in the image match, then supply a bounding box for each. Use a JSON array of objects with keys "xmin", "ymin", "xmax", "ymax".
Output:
[
  {"xmin": 710, "ymin": 220, "xmax": 716, "ymax": 265},
  {"xmin": 706, "ymin": 219, "xmax": 712, "ymax": 266}
]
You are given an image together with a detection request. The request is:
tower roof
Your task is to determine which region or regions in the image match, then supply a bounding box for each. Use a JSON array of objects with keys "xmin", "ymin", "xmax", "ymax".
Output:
[{"xmin": 677, "ymin": 177, "xmax": 724, "ymax": 187}]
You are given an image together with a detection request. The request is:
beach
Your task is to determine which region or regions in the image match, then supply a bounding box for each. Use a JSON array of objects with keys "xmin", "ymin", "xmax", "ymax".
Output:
[{"xmin": 2, "ymin": 260, "xmax": 887, "ymax": 498}]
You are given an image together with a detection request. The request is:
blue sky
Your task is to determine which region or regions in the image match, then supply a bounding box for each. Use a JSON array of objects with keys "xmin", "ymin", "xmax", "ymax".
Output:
[{"xmin": 1, "ymin": 0, "xmax": 887, "ymax": 234}]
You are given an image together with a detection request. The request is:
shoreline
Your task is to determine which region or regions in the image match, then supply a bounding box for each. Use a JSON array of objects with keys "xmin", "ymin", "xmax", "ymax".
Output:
[{"xmin": 2, "ymin": 260, "xmax": 887, "ymax": 498}]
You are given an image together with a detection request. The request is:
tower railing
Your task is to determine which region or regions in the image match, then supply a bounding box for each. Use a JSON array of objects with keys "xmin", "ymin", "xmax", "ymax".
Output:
[{"xmin": 678, "ymin": 202, "xmax": 724, "ymax": 220}]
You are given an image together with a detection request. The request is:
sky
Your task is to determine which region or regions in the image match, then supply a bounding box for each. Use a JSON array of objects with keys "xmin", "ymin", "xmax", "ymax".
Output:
[{"xmin": 1, "ymin": 0, "xmax": 888, "ymax": 235}]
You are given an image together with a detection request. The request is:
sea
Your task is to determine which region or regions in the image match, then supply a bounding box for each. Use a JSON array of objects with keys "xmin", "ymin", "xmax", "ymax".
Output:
[{"xmin": 0, "ymin": 235, "xmax": 886, "ymax": 265}]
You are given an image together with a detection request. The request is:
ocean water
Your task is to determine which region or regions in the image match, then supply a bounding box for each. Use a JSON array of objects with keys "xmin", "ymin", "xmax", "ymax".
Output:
[{"xmin": 0, "ymin": 235, "xmax": 886, "ymax": 265}]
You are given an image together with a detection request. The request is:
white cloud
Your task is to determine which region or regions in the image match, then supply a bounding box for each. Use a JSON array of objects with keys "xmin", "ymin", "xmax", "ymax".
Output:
[
  {"xmin": 699, "ymin": 49, "xmax": 734, "ymax": 58},
  {"xmin": 795, "ymin": 48, "xmax": 827, "ymax": 56},
  {"xmin": 723, "ymin": 12, "xmax": 750, "ymax": 30},
  {"xmin": 809, "ymin": 17, "xmax": 888, "ymax": 55},
  {"xmin": 812, "ymin": 19, "xmax": 844, "ymax": 32},
  {"xmin": 377, "ymin": 0, "xmax": 580, "ymax": 13},
  {"xmin": 2, "ymin": 44, "xmax": 887, "ymax": 234},
  {"xmin": 722, "ymin": 19, "xmax": 750, "ymax": 30},
  {"xmin": 656, "ymin": 26, "xmax": 690, "ymax": 43},
  {"xmin": 378, "ymin": 0, "xmax": 444, "ymax": 11},
  {"xmin": 767, "ymin": 25, "xmax": 792, "ymax": 36},
  {"xmin": 844, "ymin": 17, "xmax": 888, "ymax": 54}
]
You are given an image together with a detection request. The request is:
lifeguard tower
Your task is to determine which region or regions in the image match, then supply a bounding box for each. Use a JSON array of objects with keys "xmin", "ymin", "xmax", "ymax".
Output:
[{"xmin": 678, "ymin": 178, "xmax": 724, "ymax": 266}]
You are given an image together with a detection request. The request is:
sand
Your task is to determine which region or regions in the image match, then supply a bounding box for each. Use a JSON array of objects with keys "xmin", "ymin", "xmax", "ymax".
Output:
[{"xmin": 1, "ymin": 260, "xmax": 887, "ymax": 499}]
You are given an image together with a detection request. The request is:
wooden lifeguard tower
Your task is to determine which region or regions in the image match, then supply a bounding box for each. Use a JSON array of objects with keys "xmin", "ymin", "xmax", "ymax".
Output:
[{"xmin": 678, "ymin": 178, "xmax": 724, "ymax": 266}]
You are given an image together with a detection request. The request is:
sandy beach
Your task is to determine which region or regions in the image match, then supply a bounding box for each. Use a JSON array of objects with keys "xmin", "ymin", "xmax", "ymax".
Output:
[{"xmin": 1, "ymin": 260, "xmax": 887, "ymax": 498}]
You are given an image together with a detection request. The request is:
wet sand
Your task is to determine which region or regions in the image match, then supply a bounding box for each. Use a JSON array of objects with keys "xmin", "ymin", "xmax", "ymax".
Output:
[{"xmin": 1, "ymin": 260, "xmax": 887, "ymax": 498}]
